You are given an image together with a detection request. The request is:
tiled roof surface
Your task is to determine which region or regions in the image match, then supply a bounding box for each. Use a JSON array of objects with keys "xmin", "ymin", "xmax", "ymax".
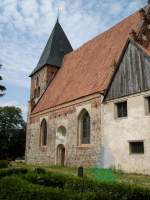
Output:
[
  {"xmin": 32, "ymin": 11, "xmax": 140, "ymax": 114},
  {"xmin": 30, "ymin": 20, "xmax": 73, "ymax": 77}
]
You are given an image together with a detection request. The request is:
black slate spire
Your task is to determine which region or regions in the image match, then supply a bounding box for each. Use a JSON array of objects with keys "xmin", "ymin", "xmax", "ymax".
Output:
[{"xmin": 30, "ymin": 20, "xmax": 73, "ymax": 77}]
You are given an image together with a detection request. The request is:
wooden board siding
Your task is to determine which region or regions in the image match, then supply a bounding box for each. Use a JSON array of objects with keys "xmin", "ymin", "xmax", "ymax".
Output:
[{"xmin": 105, "ymin": 41, "xmax": 150, "ymax": 101}]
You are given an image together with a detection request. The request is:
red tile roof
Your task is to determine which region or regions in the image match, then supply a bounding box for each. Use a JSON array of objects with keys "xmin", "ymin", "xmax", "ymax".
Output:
[{"xmin": 32, "ymin": 11, "xmax": 141, "ymax": 114}]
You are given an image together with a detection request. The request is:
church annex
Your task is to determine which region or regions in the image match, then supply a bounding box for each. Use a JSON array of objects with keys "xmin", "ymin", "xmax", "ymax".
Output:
[{"xmin": 26, "ymin": 2, "xmax": 150, "ymax": 174}]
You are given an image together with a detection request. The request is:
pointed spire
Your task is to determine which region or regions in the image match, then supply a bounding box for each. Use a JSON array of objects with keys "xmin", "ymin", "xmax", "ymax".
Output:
[
  {"xmin": 57, "ymin": 9, "xmax": 60, "ymax": 22},
  {"xmin": 57, "ymin": 7, "xmax": 63, "ymax": 23},
  {"xmin": 30, "ymin": 20, "xmax": 73, "ymax": 77},
  {"xmin": 56, "ymin": 15, "xmax": 59, "ymax": 23}
]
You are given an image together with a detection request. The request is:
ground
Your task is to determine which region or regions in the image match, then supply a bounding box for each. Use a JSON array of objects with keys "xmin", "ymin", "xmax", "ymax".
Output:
[{"xmin": 12, "ymin": 162, "xmax": 150, "ymax": 189}]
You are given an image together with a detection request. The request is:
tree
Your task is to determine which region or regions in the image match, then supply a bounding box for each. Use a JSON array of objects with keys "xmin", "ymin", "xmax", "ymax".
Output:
[
  {"xmin": 0, "ymin": 106, "xmax": 26, "ymax": 160},
  {"xmin": 0, "ymin": 65, "xmax": 6, "ymax": 97}
]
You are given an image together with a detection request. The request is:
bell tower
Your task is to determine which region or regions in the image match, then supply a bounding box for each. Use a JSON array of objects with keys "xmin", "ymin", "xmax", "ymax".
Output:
[{"xmin": 29, "ymin": 19, "xmax": 73, "ymax": 110}]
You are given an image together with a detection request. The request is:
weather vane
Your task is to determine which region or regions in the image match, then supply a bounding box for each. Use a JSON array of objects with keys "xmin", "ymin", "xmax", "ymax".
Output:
[{"xmin": 57, "ymin": 6, "xmax": 63, "ymax": 21}]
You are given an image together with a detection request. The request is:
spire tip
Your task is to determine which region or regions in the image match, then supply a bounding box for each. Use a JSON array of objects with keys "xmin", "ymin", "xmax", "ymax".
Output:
[{"xmin": 57, "ymin": 7, "xmax": 63, "ymax": 22}]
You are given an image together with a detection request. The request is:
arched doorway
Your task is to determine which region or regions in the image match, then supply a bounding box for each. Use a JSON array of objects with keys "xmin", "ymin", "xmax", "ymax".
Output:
[{"xmin": 57, "ymin": 144, "xmax": 65, "ymax": 166}]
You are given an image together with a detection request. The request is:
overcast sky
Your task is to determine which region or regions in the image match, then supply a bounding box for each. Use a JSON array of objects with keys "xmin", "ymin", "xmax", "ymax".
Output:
[{"xmin": 0, "ymin": 0, "xmax": 147, "ymax": 120}]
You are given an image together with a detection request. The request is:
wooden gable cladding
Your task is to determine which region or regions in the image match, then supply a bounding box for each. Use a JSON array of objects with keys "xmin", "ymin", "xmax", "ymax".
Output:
[{"xmin": 104, "ymin": 40, "xmax": 150, "ymax": 101}]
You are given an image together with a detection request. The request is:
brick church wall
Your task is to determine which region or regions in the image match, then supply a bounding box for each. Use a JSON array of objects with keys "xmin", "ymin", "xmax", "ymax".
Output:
[
  {"xmin": 31, "ymin": 65, "xmax": 58, "ymax": 100},
  {"xmin": 26, "ymin": 95, "xmax": 102, "ymax": 167}
]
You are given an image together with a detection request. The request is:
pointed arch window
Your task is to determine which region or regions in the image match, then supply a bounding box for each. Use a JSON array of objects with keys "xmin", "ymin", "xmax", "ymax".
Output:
[
  {"xmin": 34, "ymin": 88, "xmax": 37, "ymax": 98},
  {"xmin": 78, "ymin": 109, "xmax": 91, "ymax": 144},
  {"xmin": 36, "ymin": 77, "xmax": 39, "ymax": 87},
  {"xmin": 34, "ymin": 77, "xmax": 40, "ymax": 98},
  {"xmin": 40, "ymin": 119, "xmax": 47, "ymax": 146},
  {"xmin": 82, "ymin": 112, "xmax": 90, "ymax": 144},
  {"xmin": 37, "ymin": 86, "xmax": 40, "ymax": 97}
]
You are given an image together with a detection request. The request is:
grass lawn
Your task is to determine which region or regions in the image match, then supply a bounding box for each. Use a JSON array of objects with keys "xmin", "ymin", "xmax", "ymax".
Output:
[{"xmin": 11, "ymin": 161, "xmax": 150, "ymax": 189}]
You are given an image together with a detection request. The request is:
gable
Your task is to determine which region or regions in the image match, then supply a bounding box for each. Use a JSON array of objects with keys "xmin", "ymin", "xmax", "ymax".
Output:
[{"xmin": 105, "ymin": 40, "xmax": 150, "ymax": 101}]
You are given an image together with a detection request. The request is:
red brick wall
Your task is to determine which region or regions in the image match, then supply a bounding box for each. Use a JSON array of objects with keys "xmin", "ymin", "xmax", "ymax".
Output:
[{"xmin": 30, "ymin": 65, "xmax": 58, "ymax": 100}]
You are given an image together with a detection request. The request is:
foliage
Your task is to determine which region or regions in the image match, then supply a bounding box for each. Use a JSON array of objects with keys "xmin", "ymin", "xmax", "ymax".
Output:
[
  {"xmin": 0, "ymin": 168, "xmax": 28, "ymax": 179},
  {"xmin": 1, "ymin": 168, "xmax": 150, "ymax": 199},
  {"xmin": 34, "ymin": 167, "xmax": 46, "ymax": 174},
  {"xmin": 0, "ymin": 106, "xmax": 26, "ymax": 160},
  {"xmin": 23, "ymin": 170, "xmax": 150, "ymax": 199},
  {"xmin": 7, "ymin": 167, "xmax": 28, "ymax": 175},
  {"xmin": 0, "ymin": 176, "xmax": 91, "ymax": 200},
  {"xmin": 0, "ymin": 65, "xmax": 6, "ymax": 97},
  {"xmin": 0, "ymin": 160, "xmax": 8, "ymax": 169}
]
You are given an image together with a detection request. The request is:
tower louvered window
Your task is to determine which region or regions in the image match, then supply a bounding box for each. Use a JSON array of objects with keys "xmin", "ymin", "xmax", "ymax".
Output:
[{"xmin": 34, "ymin": 77, "xmax": 40, "ymax": 98}]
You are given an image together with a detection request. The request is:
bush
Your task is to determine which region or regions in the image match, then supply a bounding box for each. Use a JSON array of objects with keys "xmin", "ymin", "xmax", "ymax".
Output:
[
  {"xmin": 1, "ymin": 169, "xmax": 150, "ymax": 199},
  {"xmin": 24, "ymin": 171, "xmax": 102, "ymax": 191},
  {"xmin": 23, "ymin": 171, "xmax": 150, "ymax": 200},
  {"xmin": 0, "ymin": 168, "xmax": 28, "ymax": 179},
  {"xmin": 0, "ymin": 176, "xmax": 93, "ymax": 200},
  {"xmin": 8, "ymin": 167, "xmax": 28, "ymax": 174},
  {"xmin": 0, "ymin": 160, "xmax": 8, "ymax": 168},
  {"xmin": 34, "ymin": 167, "xmax": 46, "ymax": 174},
  {"xmin": 24, "ymin": 171, "xmax": 72, "ymax": 188}
]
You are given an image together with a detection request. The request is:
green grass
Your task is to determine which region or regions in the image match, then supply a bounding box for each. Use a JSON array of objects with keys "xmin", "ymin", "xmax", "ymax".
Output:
[
  {"xmin": 10, "ymin": 162, "xmax": 150, "ymax": 188},
  {"xmin": 85, "ymin": 168, "xmax": 117, "ymax": 182},
  {"xmin": 117, "ymin": 173, "xmax": 150, "ymax": 188}
]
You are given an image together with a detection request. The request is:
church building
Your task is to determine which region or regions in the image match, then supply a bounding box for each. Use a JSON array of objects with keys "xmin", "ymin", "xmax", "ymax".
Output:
[{"xmin": 26, "ymin": 2, "xmax": 150, "ymax": 174}]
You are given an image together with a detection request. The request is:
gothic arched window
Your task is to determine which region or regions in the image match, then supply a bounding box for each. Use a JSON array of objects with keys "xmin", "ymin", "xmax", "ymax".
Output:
[
  {"xmin": 34, "ymin": 88, "xmax": 37, "ymax": 98},
  {"xmin": 34, "ymin": 77, "xmax": 40, "ymax": 98},
  {"xmin": 36, "ymin": 77, "xmax": 39, "ymax": 87},
  {"xmin": 40, "ymin": 119, "xmax": 47, "ymax": 146},
  {"xmin": 37, "ymin": 86, "xmax": 40, "ymax": 97},
  {"xmin": 78, "ymin": 109, "xmax": 91, "ymax": 144}
]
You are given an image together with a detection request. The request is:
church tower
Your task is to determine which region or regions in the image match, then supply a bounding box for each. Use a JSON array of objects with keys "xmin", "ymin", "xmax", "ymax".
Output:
[{"xmin": 29, "ymin": 19, "xmax": 73, "ymax": 110}]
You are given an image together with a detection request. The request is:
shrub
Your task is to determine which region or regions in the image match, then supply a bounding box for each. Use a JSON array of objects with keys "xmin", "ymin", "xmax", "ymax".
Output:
[
  {"xmin": 23, "ymin": 171, "xmax": 150, "ymax": 200},
  {"xmin": 8, "ymin": 167, "xmax": 28, "ymax": 174},
  {"xmin": 24, "ymin": 171, "xmax": 71, "ymax": 188},
  {"xmin": 1, "ymin": 168, "xmax": 150, "ymax": 200},
  {"xmin": 0, "ymin": 160, "xmax": 8, "ymax": 168},
  {"xmin": 0, "ymin": 168, "xmax": 28, "ymax": 179},
  {"xmin": 24, "ymin": 171, "xmax": 101, "ymax": 191},
  {"xmin": 34, "ymin": 167, "xmax": 46, "ymax": 174},
  {"xmin": 0, "ymin": 176, "xmax": 92, "ymax": 200}
]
